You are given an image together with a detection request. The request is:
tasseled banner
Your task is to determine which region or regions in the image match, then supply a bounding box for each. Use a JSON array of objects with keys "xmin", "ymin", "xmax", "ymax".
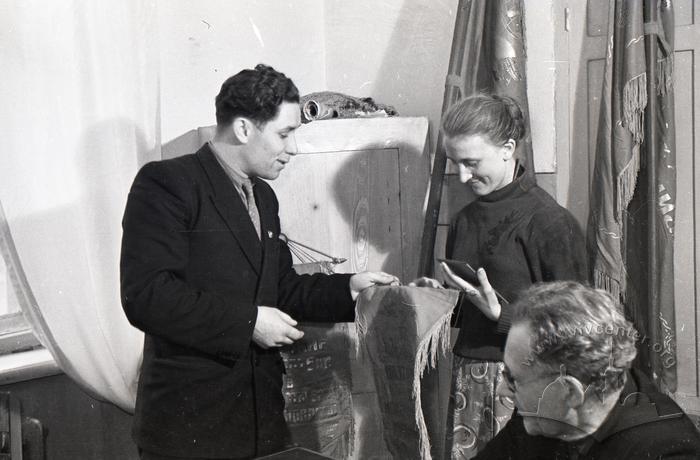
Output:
[{"xmin": 354, "ymin": 286, "xmax": 460, "ymax": 460}]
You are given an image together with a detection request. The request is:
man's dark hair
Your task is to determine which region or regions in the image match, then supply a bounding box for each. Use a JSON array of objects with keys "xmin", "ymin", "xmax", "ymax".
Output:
[{"xmin": 215, "ymin": 64, "xmax": 299, "ymax": 127}]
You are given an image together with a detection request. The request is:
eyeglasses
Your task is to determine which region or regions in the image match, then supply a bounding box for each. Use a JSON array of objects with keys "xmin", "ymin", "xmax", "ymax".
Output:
[{"xmin": 502, "ymin": 365, "xmax": 564, "ymax": 394}]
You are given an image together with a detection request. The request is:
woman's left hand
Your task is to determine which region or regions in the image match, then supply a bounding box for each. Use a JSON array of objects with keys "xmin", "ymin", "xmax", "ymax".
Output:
[{"xmin": 440, "ymin": 262, "xmax": 501, "ymax": 321}]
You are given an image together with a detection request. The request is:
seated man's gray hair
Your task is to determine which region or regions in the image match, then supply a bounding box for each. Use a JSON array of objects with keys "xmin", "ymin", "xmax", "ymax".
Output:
[{"xmin": 512, "ymin": 281, "xmax": 637, "ymax": 395}]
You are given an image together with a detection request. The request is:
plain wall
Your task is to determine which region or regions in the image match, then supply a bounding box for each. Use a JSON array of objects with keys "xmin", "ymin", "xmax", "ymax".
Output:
[
  {"xmin": 324, "ymin": 0, "xmax": 556, "ymax": 172},
  {"xmin": 324, "ymin": 0, "xmax": 455, "ymax": 154},
  {"xmin": 157, "ymin": 0, "xmax": 558, "ymax": 174},
  {"xmin": 157, "ymin": 0, "xmax": 328, "ymax": 142}
]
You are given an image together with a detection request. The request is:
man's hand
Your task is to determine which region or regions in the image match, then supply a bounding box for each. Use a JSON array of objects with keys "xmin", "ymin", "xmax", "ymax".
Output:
[
  {"xmin": 408, "ymin": 277, "xmax": 444, "ymax": 289},
  {"xmin": 349, "ymin": 271, "xmax": 400, "ymax": 300},
  {"xmin": 441, "ymin": 262, "xmax": 501, "ymax": 321},
  {"xmin": 252, "ymin": 306, "xmax": 304, "ymax": 349}
]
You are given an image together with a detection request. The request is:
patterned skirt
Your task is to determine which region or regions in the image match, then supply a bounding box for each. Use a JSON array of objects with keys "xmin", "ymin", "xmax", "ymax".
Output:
[{"xmin": 444, "ymin": 357, "xmax": 515, "ymax": 460}]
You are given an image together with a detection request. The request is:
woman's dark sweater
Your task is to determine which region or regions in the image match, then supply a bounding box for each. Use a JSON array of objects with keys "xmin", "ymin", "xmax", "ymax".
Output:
[{"xmin": 447, "ymin": 173, "xmax": 588, "ymax": 361}]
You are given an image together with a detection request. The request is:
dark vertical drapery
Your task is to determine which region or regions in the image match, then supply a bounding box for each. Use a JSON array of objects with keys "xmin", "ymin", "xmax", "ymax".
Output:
[
  {"xmin": 588, "ymin": 0, "xmax": 677, "ymax": 392},
  {"xmin": 418, "ymin": 0, "xmax": 534, "ymax": 276}
]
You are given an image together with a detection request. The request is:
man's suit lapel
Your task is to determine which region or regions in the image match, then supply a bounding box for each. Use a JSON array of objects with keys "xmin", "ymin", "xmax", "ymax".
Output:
[
  {"xmin": 196, "ymin": 145, "xmax": 263, "ymax": 274},
  {"xmin": 254, "ymin": 178, "xmax": 280, "ymax": 305}
]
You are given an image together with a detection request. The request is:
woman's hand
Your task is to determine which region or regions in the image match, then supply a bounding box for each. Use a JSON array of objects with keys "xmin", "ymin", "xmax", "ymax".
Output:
[{"xmin": 441, "ymin": 262, "xmax": 501, "ymax": 321}]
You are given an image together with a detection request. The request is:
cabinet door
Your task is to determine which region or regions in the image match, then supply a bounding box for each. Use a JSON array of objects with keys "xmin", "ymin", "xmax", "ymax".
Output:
[
  {"xmin": 561, "ymin": 0, "xmax": 700, "ymax": 415},
  {"xmin": 271, "ymin": 117, "xmax": 430, "ymax": 283}
]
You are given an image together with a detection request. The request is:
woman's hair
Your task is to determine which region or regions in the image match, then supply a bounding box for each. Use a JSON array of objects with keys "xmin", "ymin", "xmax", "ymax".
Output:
[
  {"xmin": 215, "ymin": 64, "xmax": 299, "ymax": 127},
  {"xmin": 511, "ymin": 281, "xmax": 638, "ymax": 395},
  {"xmin": 441, "ymin": 93, "xmax": 526, "ymax": 145}
]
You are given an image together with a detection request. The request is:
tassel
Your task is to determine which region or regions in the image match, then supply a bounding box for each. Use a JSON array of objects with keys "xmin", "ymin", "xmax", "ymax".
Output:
[
  {"xmin": 622, "ymin": 72, "xmax": 648, "ymax": 144},
  {"xmin": 616, "ymin": 144, "xmax": 640, "ymax": 222}
]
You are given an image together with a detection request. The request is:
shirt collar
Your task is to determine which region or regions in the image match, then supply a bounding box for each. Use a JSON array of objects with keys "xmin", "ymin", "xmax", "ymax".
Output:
[{"xmin": 208, "ymin": 141, "xmax": 250, "ymax": 189}]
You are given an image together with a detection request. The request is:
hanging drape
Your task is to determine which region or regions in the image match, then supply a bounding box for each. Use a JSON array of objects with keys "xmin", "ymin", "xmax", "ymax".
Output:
[
  {"xmin": 0, "ymin": 1, "xmax": 160, "ymax": 410},
  {"xmin": 588, "ymin": 0, "xmax": 676, "ymax": 392}
]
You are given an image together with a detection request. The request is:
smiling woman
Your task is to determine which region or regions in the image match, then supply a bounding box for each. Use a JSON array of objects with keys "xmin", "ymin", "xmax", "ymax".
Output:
[{"xmin": 428, "ymin": 93, "xmax": 590, "ymax": 459}]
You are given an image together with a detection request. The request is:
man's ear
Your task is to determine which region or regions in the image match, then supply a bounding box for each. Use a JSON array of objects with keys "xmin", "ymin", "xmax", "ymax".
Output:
[
  {"xmin": 232, "ymin": 117, "xmax": 254, "ymax": 144},
  {"xmin": 502, "ymin": 139, "xmax": 516, "ymax": 161},
  {"xmin": 560, "ymin": 375, "xmax": 587, "ymax": 408}
]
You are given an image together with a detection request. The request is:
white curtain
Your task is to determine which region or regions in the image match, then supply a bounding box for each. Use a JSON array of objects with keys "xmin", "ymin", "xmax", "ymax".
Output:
[{"xmin": 0, "ymin": 1, "xmax": 160, "ymax": 411}]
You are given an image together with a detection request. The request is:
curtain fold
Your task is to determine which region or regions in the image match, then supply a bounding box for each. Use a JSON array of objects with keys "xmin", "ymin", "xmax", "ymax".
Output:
[
  {"xmin": 588, "ymin": 0, "xmax": 677, "ymax": 392},
  {"xmin": 0, "ymin": 1, "xmax": 160, "ymax": 410}
]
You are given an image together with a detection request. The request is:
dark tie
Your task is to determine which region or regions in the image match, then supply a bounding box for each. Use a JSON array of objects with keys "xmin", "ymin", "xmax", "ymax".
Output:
[{"xmin": 241, "ymin": 179, "xmax": 261, "ymax": 239}]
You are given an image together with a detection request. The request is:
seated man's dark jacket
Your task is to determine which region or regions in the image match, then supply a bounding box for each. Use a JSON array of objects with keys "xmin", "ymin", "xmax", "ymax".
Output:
[
  {"xmin": 475, "ymin": 369, "xmax": 700, "ymax": 459},
  {"xmin": 120, "ymin": 144, "xmax": 355, "ymax": 458}
]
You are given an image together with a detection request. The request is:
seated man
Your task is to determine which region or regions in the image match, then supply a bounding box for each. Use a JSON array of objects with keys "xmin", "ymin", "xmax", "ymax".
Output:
[{"xmin": 475, "ymin": 281, "xmax": 700, "ymax": 459}]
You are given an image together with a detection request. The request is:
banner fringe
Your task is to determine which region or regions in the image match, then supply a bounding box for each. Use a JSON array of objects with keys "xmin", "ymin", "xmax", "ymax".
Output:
[
  {"xmin": 593, "ymin": 268, "xmax": 622, "ymax": 301},
  {"xmin": 616, "ymin": 146, "xmax": 640, "ymax": 222},
  {"xmin": 622, "ymin": 72, "xmax": 647, "ymax": 144},
  {"xmin": 412, "ymin": 310, "xmax": 453, "ymax": 460}
]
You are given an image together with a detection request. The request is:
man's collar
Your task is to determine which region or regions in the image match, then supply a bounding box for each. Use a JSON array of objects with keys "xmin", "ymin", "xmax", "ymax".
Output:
[
  {"xmin": 577, "ymin": 369, "xmax": 685, "ymax": 454},
  {"xmin": 208, "ymin": 141, "xmax": 250, "ymax": 186}
]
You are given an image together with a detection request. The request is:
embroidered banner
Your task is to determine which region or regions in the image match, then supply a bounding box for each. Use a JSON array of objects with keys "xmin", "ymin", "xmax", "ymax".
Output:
[
  {"xmin": 356, "ymin": 286, "xmax": 459, "ymax": 460},
  {"xmin": 281, "ymin": 323, "xmax": 354, "ymax": 460}
]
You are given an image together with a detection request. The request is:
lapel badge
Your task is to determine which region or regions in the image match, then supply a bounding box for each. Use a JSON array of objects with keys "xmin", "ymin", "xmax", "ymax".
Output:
[{"xmin": 268, "ymin": 230, "xmax": 274, "ymax": 239}]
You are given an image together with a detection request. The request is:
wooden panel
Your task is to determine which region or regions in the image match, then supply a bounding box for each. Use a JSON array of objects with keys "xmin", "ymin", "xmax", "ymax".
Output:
[
  {"xmin": 671, "ymin": 0, "xmax": 700, "ymax": 416},
  {"xmin": 674, "ymin": 50, "xmax": 698, "ymax": 401},
  {"xmin": 273, "ymin": 117, "xmax": 430, "ymax": 283},
  {"xmin": 568, "ymin": 57, "xmax": 605, "ymax": 227},
  {"xmin": 273, "ymin": 149, "xmax": 402, "ymax": 277},
  {"xmin": 586, "ymin": 0, "xmax": 609, "ymax": 37},
  {"xmin": 675, "ymin": 0, "xmax": 695, "ymax": 27},
  {"xmin": 0, "ymin": 374, "xmax": 137, "ymax": 460},
  {"xmin": 567, "ymin": 0, "xmax": 607, "ymax": 225}
]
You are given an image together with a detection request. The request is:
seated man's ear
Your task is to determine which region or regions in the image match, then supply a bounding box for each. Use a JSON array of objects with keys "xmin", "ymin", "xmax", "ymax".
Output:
[{"xmin": 560, "ymin": 375, "xmax": 587, "ymax": 408}]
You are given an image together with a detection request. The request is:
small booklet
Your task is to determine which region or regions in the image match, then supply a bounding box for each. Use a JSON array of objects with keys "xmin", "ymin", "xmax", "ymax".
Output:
[{"xmin": 437, "ymin": 258, "xmax": 510, "ymax": 304}]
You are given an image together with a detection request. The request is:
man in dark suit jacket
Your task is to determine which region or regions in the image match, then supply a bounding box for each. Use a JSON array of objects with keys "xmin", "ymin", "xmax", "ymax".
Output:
[
  {"xmin": 120, "ymin": 64, "xmax": 398, "ymax": 460},
  {"xmin": 473, "ymin": 281, "xmax": 700, "ymax": 459}
]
